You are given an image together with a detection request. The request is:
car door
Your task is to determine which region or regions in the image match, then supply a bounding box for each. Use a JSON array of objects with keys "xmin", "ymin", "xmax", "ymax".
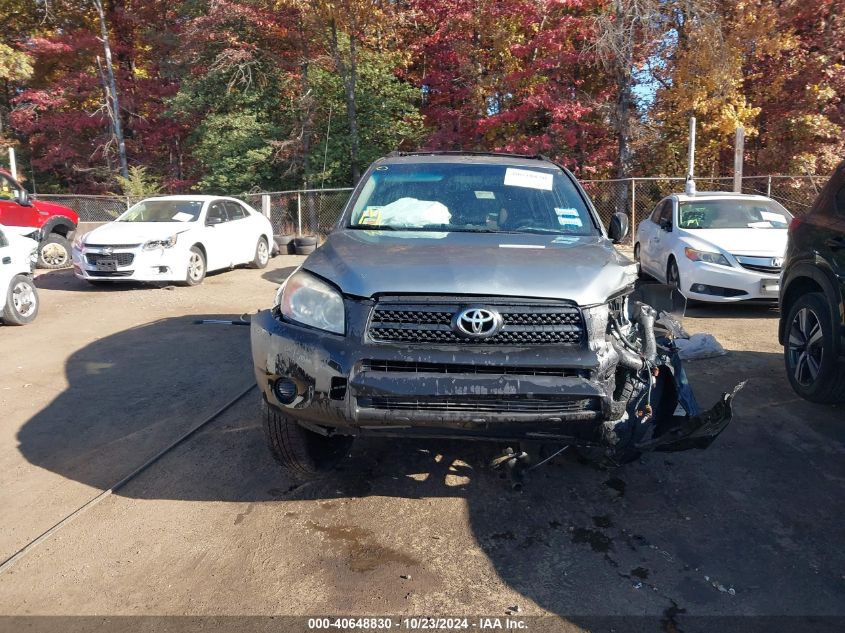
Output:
[
  {"xmin": 0, "ymin": 227, "xmax": 13, "ymax": 295},
  {"xmin": 0, "ymin": 174, "xmax": 34, "ymax": 228},
  {"xmin": 223, "ymin": 200, "xmax": 254, "ymax": 264},
  {"xmin": 824, "ymin": 182, "xmax": 845, "ymax": 287},
  {"xmin": 201, "ymin": 200, "xmax": 234, "ymax": 271},
  {"xmin": 649, "ymin": 199, "xmax": 675, "ymax": 281},
  {"xmin": 641, "ymin": 199, "xmax": 670, "ymax": 276}
]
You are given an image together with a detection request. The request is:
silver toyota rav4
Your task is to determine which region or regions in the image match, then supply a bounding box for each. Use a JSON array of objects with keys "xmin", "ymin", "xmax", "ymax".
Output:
[{"xmin": 251, "ymin": 152, "xmax": 740, "ymax": 479}]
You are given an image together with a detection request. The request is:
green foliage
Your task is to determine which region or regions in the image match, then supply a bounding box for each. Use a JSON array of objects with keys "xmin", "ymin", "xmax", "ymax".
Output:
[
  {"xmin": 308, "ymin": 49, "xmax": 426, "ymax": 187},
  {"xmin": 0, "ymin": 42, "xmax": 32, "ymax": 82},
  {"xmin": 113, "ymin": 166, "xmax": 164, "ymax": 198}
]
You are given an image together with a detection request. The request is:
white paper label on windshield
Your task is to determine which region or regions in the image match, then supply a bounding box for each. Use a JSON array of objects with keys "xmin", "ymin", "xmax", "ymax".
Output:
[
  {"xmin": 555, "ymin": 208, "xmax": 583, "ymax": 227},
  {"xmin": 172, "ymin": 212, "xmax": 194, "ymax": 222},
  {"xmin": 760, "ymin": 211, "xmax": 785, "ymax": 223},
  {"xmin": 748, "ymin": 221, "xmax": 773, "ymax": 229},
  {"xmin": 475, "ymin": 191, "xmax": 496, "ymax": 199},
  {"xmin": 503, "ymin": 168, "xmax": 553, "ymax": 191}
]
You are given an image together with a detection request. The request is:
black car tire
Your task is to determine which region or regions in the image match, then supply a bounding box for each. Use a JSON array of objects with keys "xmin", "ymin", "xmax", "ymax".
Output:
[
  {"xmin": 250, "ymin": 237, "xmax": 270, "ymax": 269},
  {"xmin": 263, "ymin": 400, "xmax": 353, "ymax": 478},
  {"xmin": 294, "ymin": 243, "xmax": 316, "ymax": 255},
  {"xmin": 37, "ymin": 233, "xmax": 71, "ymax": 269},
  {"xmin": 666, "ymin": 257, "xmax": 680, "ymax": 290},
  {"xmin": 2, "ymin": 274, "xmax": 39, "ymax": 325},
  {"xmin": 294, "ymin": 236, "xmax": 318, "ymax": 247},
  {"xmin": 182, "ymin": 246, "xmax": 206, "ymax": 287},
  {"xmin": 783, "ymin": 292, "xmax": 845, "ymax": 404},
  {"xmin": 274, "ymin": 235, "xmax": 296, "ymax": 254}
]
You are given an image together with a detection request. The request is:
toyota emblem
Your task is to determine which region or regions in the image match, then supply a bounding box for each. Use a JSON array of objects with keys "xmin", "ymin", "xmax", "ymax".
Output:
[{"xmin": 452, "ymin": 307, "xmax": 503, "ymax": 339}]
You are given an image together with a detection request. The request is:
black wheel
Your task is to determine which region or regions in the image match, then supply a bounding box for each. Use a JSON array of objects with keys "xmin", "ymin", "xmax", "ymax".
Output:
[
  {"xmin": 2, "ymin": 274, "xmax": 39, "ymax": 325},
  {"xmin": 633, "ymin": 242, "xmax": 640, "ymax": 262},
  {"xmin": 294, "ymin": 236, "xmax": 318, "ymax": 247},
  {"xmin": 295, "ymin": 243, "xmax": 316, "ymax": 255},
  {"xmin": 784, "ymin": 292, "xmax": 845, "ymax": 403},
  {"xmin": 666, "ymin": 257, "xmax": 680, "ymax": 289},
  {"xmin": 250, "ymin": 237, "xmax": 270, "ymax": 269},
  {"xmin": 183, "ymin": 246, "xmax": 206, "ymax": 286},
  {"xmin": 262, "ymin": 400, "xmax": 353, "ymax": 478},
  {"xmin": 37, "ymin": 233, "xmax": 71, "ymax": 269},
  {"xmin": 274, "ymin": 235, "xmax": 296, "ymax": 254}
]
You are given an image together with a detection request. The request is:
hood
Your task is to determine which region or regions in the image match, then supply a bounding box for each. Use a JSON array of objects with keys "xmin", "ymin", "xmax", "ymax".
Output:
[
  {"xmin": 303, "ymin": 230, "xmax": 638, "ymax": 306},
  {"xmin": 32, "ymin": 199, "xmax": 79, "ymax": 222},
  {"xmin": 83, "ymin": 221, "xmax": 193, "ymax": 245},
  {"xmin": 678, "ymin": 228, "xmax": 788, "ymax": 256}
]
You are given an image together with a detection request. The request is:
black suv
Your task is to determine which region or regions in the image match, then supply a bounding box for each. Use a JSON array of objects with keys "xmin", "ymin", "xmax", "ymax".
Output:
[{"xmin": 779, "ymin": 161, "xmax": 845, "ymax": 403}]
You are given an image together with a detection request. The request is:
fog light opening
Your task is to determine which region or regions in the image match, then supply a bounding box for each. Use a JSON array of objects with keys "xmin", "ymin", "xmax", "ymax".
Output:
[{"xmin": 273, "ymin": 377, "xmax": 298, "ymax": 404}]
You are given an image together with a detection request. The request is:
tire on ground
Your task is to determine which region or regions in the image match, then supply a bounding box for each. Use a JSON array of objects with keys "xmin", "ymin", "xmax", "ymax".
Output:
[
  {"xmin": 2, "ymin": 274, "xmax": 39, "ymax": 325},
  {"xmin": 37, "ymin": 233, "xmax": 72, "ymax": 269},
  {"xmin": 274, "ymin": 234, "xmax": 296, "ymax": 255},
  {"xmin": 250, "ymin": 236, "xmax": 270, "ymax": 269},
  {"xmin": 262, "ymin": 399, "xmax": 353, "ymax": 478},
  {"xmin": 294, "ymin": 243, "xmax": 316, "ymax": 255},
  {"xmin": 783, "ymin": 292, "xmax": 845, "ymax": 404},
  {"xmin": 182, "ymin": 245, "xmax": 206, "ymax": 286}
]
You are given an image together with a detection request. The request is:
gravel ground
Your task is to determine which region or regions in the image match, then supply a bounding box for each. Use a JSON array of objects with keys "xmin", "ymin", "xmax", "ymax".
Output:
[{"xmin": 0, "ymin": 256, "xmax": 842, "ymax": 631}]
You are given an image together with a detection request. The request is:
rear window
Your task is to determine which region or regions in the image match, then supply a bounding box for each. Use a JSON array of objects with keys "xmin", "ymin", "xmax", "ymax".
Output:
[
  {"xmin": 678, "ymin": 199, "xmax": 792, "ymax": 229},
  {"xmin": 347, "ymin": 162, "xmax": 597, "ymax": 235}
]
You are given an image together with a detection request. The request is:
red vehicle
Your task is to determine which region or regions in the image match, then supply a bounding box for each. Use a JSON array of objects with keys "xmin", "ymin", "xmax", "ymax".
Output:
[{"xmin": 0, "ymin": 170, "xmax": 79, "ymax": 268}]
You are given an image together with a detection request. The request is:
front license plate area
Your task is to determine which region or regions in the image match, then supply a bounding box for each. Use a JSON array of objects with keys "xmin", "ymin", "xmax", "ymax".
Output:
[
  {"xmin": 761, "ymin": 279, "xmax": 779, "ymax": 294},
  {"xmin": 95, "ymin": 259, "xmax": 118, "ymax": 271}
]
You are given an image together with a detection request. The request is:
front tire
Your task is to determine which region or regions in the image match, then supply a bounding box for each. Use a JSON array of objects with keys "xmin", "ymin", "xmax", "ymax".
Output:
[
  {"xmin": 2, "ymin": 275, "xmax": 39, "ymax": 325},
  {"xmin": 250, "ymin": 236, "xmax": 270, "ymax": 269},
  {"xmin": 183, "ymin": 246, "xmax": 206, "ymax": 286},
  {"xmin": 263, "ymin": 400, "xmax": 353, "ymax": 479},
  {"xmin": 38, "ymin": 234, "xmax": 71, "ymax": 269},
  {"xmin": 784, "ymin": 292, "xmax": 845, "ymax": 403},
  {"xmin": 667, "ymin": 257, "xmax": 681, "ymax": 290}
]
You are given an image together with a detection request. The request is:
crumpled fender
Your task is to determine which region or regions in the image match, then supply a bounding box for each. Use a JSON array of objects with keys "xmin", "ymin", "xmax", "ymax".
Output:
[{"xmin": 631, "ymin": 350, "xmax": 745, "ymax": 453}]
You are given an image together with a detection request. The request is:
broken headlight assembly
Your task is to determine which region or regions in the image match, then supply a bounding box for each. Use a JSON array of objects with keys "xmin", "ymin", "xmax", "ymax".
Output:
[{"xmin": 275, "ymin": 270, "xmax": 345, "ymax": 335}]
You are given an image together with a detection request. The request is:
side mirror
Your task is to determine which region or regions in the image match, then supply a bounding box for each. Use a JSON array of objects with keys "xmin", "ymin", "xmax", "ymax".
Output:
[
  {"xmin": 16, "ymin": 189, "xmax": 32, "ymax": 207},
  {"xmin": 608, "ymin": 212, "xmax": 629, "ymax": 244},
  {"xmin": 205, "ymin": 216, "xmax": 223, "ymax": 226},
  {"xmin": 659, "ymin": 219, "xmax": 673, "ymax": 232}
]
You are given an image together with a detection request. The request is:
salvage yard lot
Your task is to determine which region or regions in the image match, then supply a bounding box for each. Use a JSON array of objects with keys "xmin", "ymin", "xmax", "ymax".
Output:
[{"xmin": 0, "ymin": 257, "xmax": 843, "ymax": 626}]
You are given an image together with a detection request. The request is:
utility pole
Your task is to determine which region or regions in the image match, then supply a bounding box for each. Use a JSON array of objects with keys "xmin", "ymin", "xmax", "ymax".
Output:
[
  {"xmin": 733, "ymin": 126, "xmax": 745, "ymax": 193},
  {"xmin": 685, "ymin": 117, "xmax": 696, "ymax": 195},
  {"xmin": 8, "ymin": 147, "xmax": 17, "ymax": 180}
]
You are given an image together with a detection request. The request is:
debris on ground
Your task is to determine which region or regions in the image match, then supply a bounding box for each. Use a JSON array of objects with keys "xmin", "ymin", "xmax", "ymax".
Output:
[{"xmin": 675, "ymin": 333, "xmax": 728, "ymax": 360}]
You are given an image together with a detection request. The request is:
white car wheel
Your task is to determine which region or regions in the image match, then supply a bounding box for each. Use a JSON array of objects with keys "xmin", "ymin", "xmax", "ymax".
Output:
[
  {"xmin": 184, "ymin": 247, "xmax": 206, "ymax": 286},
  {"xmin": 3, "ymin": 275, "xmax": 39, "ymax": 325}
]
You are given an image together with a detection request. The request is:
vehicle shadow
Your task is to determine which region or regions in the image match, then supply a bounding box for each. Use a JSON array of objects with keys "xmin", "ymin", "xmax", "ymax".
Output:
[{"xmin": 14, "ymin": 315, "xmax": 845, "ymax": 620}]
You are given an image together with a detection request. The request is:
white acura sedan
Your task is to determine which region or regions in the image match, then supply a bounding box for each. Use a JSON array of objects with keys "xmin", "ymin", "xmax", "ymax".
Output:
[
  {"xmin": 72, "ymin": 196, "xmax": 274, "ymax": 285},
  {"xmin": 0, "ymin": 223, "xmax": 39, "ymax": 325},
  {"xmin": 635, "ymin": 192, "xmax": 792, "ymax": 302}
]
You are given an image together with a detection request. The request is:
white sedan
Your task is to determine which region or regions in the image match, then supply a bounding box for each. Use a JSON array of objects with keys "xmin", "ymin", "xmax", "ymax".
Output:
[
  {"xmin": 0, "ymin": 224, "xmax": 39, "ymax": 325},
  {"xmin": 635, "ymin": 192, "xmax": 792, "ymax": 302},
  {"xmin": 72, "ymin": 196, "xmax": 274, "ymax": 285}
]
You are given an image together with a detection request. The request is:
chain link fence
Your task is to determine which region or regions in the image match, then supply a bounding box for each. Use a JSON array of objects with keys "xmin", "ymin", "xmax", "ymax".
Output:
[{"xmin": 44, "ymin": 175, "xmax": 825, "ymax": 244}]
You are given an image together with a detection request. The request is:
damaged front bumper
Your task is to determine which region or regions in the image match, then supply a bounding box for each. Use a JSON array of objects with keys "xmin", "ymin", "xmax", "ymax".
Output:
[{"xmin": 250, "ymin": 299, "xmax": 741, "ymax": 457}]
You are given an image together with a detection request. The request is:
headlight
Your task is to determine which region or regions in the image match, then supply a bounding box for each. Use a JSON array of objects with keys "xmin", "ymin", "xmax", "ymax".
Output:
[
  {"xmin": 684, "ymin": 247, "xmax": 731, "ymax": 267},
  {"xmin": 143, "ymin": 234, "xmax": 179, "ymax": 250},
  {"xmin": 276, "ymin": 270, "xmax": 345, "ymax": 334},
  {"xmin": 72, "ymin": 232, "xmax": 90, "ymax": 249}
]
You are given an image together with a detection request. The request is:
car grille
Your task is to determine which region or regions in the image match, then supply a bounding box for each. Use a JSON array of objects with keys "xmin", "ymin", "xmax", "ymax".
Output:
[
  {"xmin": 361, "ymin": 359, "xmax": 587, "ymax": 378},
  {"xmin": 85, "ymin": 243, "xmax": 142, "ymax": 249},
  {"xmin": 734, "ymin": 256, "xmax": 781, "ymax": 275},
  {"xmin": 86, "ymin": 252, "xmax": 135, "ymax": 267},
  {"xmin": 368, "ymin": 299, "xmax": 583, "ymax": 345},
  {"xmin": 357, "ymin": 395, "xmax": 600, "ymax": 414},
  {"xmin": 87, "ymin": 270, "xmax": 134, "ymax": 277}
]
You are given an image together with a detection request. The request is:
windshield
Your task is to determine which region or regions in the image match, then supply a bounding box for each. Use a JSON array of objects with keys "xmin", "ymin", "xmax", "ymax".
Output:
[
  {"xmin": 348, "ymin": 162, "xmax": 598, "ymax": 235},
  {"xmin": 678, "ymin": 199, "xmax": 792, "ymax": 230},
  {"xmin": 117, "ymin": 200, "xmax": 203, "ymax": 223}
]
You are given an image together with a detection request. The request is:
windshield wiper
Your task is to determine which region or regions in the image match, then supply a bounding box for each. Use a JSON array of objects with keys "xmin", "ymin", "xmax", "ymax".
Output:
[{"xmin": 349, "ymin": 224, "xmax": 398, "ymax": 231}]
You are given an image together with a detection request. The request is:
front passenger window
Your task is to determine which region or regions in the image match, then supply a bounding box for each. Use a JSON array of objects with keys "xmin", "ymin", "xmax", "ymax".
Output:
[{"xmin": 207, "ymin": 202, "xmax": 228, "ymax": 225}]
